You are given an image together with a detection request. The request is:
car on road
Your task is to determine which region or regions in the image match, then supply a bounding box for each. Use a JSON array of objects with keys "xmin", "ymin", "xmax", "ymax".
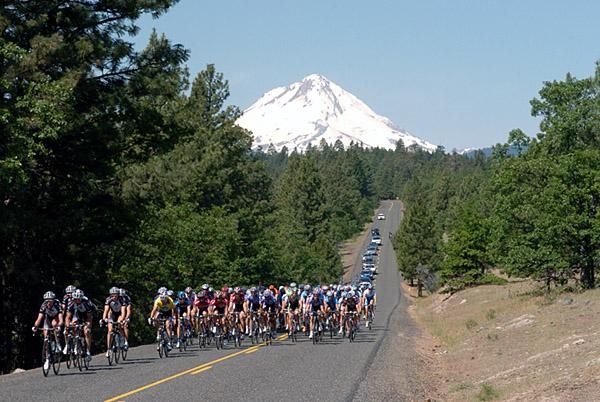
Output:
[
  {"xmin": 377, "ymin": 213, "xmax": 386, "ymax": 220},
  {"xmin": 362, "ymin": 255, "xmax": 375, "ymax": 264},
  {"xmin": 372, "ymin": 235, "xmax": 382, "ymax": 245},
  {"xmin": 371, "ymin": 228, "xmax": 380, "ymax": 236},
  {"xmin": 364, "ymin": 249, "xmax": 377, "ymax": 256},
  {"xmin": 363, "ymin": 263, "xmax": 376, "ymax": 272}
]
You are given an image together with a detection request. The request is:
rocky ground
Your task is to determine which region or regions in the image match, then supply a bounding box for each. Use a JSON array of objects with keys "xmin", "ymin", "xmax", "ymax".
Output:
[{"xmin": 409, "ymin": 280, "xmax": 600, "ymax": 401}]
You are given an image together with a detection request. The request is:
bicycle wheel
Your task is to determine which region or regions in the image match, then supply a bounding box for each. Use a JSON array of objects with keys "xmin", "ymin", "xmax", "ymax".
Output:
[
  {"xmin": 121, "ymin": 340, "xmax": 128, "ymax": 361},
  {"xmin": 113, "ymin": 335, "xmax": 120, "ymax": 364},
  {"xmin": 158, "ymin": 339, "xmax": 164, "ymax": 358},
  {"xmin": 107, "ymin": 335, "xmax": 114, "ymax": 366},
  {"xmin": 51, "ymin": 339, "xmax": 61, "ymax": 375},
  {"xmin": 81, "ymin": 339, "xmax": 90, "ymax": 370},
  {"xmin": 41, "ymin": 339, "xmax": 50, "ymax": 377}
]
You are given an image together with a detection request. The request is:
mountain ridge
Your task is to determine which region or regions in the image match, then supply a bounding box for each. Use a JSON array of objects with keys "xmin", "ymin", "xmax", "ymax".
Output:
[{"xmin": 236, "ymin": 74, "xmax": 438, "ymax": 152}]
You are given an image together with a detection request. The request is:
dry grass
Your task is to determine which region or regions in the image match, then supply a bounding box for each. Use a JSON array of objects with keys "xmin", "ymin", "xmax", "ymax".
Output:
[{"xmin": 411, "ymin": 280, "xmax": 600, "ymax": 401}]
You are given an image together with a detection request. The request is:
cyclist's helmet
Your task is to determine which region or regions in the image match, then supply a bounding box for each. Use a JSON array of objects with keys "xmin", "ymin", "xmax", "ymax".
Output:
[
  {"xmin": 178, "ymin": 291, "xmax": 185, "ymax": 299},
  {"xmin": 119, "ymin": 288, "xmax": 127, "ymax": 296},
  {"xmin": 158, "ymin": 286, "xmax": 167, "ymax": 294},
  {"xmin": 250, "ymin": 287, "xmax": 257, "ymax": 294},
  {"xmin": 299, "ymin": 284, "xmax": 304, "ymax": 290},
  {"xmin": 72, "ymin": 289, "xmax": 84, "ymax": 299},
  {"xmin": 198, "ymin": 290, "xmax": 206, "ymax": 297},
  {"xmin": 185, "ymin": 286, "xmax": 193, "ymax": 294},
  {"xmin": 65, "ymin": 285, "xmax": 76, "ymax": 294},
  {"xmin": 290, "ymin": 282, "xmax": 297, "ymax": 288},
  {"xmin": 43, "ymin": 291, "xmax": 56, "ymax": 300},
  {"xmin": 167, "ymin": 290, "xmax": 174, "ymax": 297},
  {"xmin": 109, "ymin": 286, "xmax": 120, "ymax": 295},
  {"xmin": 326, "ymin": 290, "xmax": 333, "ymax": 297},
  {"xmin": 312, "ymin": 288, "xmax": 319, "ymax": 295},
  {"xmin": 263, "ymin": 289, "xmax": 272, "ymax": 297},
  {"xmin": 201, "ymin": 283, "xmax": 209, "ymax": 290},
  {"xmin": 227, "ymin": 287, "xmax": 234, "ymax": 295},
  {"xmin": 221, "ymin": 286, "xmax": 228, "ymax": 293},
  {"xmin": 364, "ymin": 289, "xmax": 371, "ymax": 296},
  {"xmin": 348, "ymin": 290, "xmax": 355, "ymax": 297},
  {"xmin": 159, "ymin": 291, "xmax": 168, "ymax": 301},
  {"xmin": 322, "ymin": 285, "xmax": 329, "ymax": 291},
  {"xmin": 305, "ymin": 284, "xmax": 311, "ymax": 292}
]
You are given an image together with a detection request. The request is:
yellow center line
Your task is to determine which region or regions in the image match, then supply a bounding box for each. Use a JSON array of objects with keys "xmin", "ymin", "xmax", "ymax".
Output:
[
  {"xmin": 190, "ymin": 365, "xmax": 212, "ymax": 375},
  {"xmin": 104, "ymin": 334, "xmax": 288, "ymax": 402},
  {"xmin": 243, "ymin": 346, "xmax": 260, "ymax": 354}
]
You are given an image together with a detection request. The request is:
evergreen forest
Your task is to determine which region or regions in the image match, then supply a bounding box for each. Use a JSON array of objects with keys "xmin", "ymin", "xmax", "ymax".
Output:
[{"xmin": 2, "ymin": 1, "xmax": 600, "ymax": 373}]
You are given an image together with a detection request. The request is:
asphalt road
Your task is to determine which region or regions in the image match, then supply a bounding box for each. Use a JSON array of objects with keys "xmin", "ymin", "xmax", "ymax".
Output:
[{"xmin": 0, "ymin": 200, "xmax": 411, "ymax": 402}]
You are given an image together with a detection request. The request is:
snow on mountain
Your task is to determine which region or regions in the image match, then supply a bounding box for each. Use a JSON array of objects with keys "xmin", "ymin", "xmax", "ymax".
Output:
[{"xmin": 235, "ymin": 74, "xmax": 437, "ymax": 152}]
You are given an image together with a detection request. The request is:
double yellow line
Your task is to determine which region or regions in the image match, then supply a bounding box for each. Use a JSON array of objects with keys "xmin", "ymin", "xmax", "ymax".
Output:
[{"xmin": 104, "ymin": 334, "xmax": 288, "ymax": 402}]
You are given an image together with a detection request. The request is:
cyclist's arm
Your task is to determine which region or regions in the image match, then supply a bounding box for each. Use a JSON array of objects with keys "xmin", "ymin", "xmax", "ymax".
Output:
[
  {"xmin": 119, "ymin": 305, "xmax": 126, "ymax": 321},
  {"xmin": 102, "ymin": 305, "xmax": 110, "ymax": 321},
  {"xmin": 150, "ymin": 304, "xmax": 158, "ymax": 320},
  {"xmin": 33, "ymin": 312, "xmax": 44, "ymax": 328}
]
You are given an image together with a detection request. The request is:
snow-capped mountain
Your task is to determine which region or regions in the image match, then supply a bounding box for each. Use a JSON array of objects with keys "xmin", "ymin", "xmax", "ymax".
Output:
[{"xmin": 236, "ymin": 74, "xmax": 437, "ymax": 152}]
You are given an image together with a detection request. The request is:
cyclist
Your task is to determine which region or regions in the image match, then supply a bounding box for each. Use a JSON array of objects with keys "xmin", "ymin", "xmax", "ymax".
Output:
[
  {"xmin": 184, "ymin": 286, "xmax": 197, "ymax": 333},
  {"xmin": 307, "ymin": 288, "xmax": 325, "ymax": 339},
  {"xmin": 32, "ymin": 291, "xmax": 64, "ymax": 369},
  {"xmin": 324, "ymin": 288, "xmax": 338, "ymax": 330},
  {"xmin": 61, "ymin": 285, "xmax": 76, "ymax": 354},
  {"xmin": 149, "ymin": 291, "xmax": 175, "ymax": 351},
  {"xmin": 119, "ymin": 288, "xmax": 132, "ymax": 347},
  {"xmin": 193, "ymin": 289, "xmax": 211, "ymax": 334},
  {"xmin": 228, "ymin": 287, "xmax": 246, "ymax": 338},
  {"xmin": 102, "ymin": 287, "xmax": 127, "ymax": 357},
  {"xmin": 342, "ymin": 290, "xmax": 359, "ymax": 337},
  {"xmin": 209, "ymin": 290, "xmax": 228, "ymax": 334},
  {"xmin": 281, "ymin": 284, "xmax": 300, "ymax": 336},
  {"xmin": 244, "ymin": 287, "xmax": 261, "ymax": 336},
  {"xmin": 65, "ymin": 289, "xmax": 95, "ymax": 361},
  {"xmin": 261, "ymin": 289, "xmax": 278, "ymax": 334},
  {"xmin": 362, "ymin": 285, "xmax": 377, "ymax": 327},
  {"xmin": 174, "ymin": 291, "xmax": 191, "ymax": 348},
  {"xmin": 62, "ymin": 285, "xmax": 76, "ymax": 312}
]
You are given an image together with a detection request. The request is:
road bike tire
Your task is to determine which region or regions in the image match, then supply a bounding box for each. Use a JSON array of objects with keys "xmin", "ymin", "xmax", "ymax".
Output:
[
  {"xmin": 121, "ymin": 343, "xmax": 128, "ymax": 361},
  {"xmin": 52, "ymin": 349, "xmax": 61, "ymax": 375},
  {"xmin": 158, "ymin": 341, "xmax": 163, "ymax": 358},
  {"xmin": 41, "ymin": 340, "xmax": 50, "ymax": 377}
]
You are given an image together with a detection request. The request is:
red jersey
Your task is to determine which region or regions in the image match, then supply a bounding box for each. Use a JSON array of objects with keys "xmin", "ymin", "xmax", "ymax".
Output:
[{"xmin": 210, "ymin": 296, "xmax": 228, "ymax": 308}]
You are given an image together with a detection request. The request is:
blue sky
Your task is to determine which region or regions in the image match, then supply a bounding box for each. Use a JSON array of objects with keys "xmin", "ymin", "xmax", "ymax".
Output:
[{"xmin": 135, "ymin": 0, "xmax": 600, "ymax": 150}]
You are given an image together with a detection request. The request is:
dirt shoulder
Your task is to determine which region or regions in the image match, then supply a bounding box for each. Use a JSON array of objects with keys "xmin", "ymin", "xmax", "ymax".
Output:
[{"xmin": 408, "ymin": 280, "xmax": 600, "ymax": 401}]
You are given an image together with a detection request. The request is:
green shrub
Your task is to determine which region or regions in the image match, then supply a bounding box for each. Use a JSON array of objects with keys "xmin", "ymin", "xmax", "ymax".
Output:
[
  {"xmin": 485, "ymin": 309, "xmax": 496, "ymax": 320},
  {"xmin": 465, "ymin": 319, "xmax": 478, "ymax": 330},
  {"xmin": 477, "ymin": 383, "xmax": 500, "ymax": 401}
]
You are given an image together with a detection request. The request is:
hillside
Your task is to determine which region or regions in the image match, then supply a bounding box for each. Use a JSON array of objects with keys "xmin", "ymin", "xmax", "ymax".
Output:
[{"xmin": 408, "ymin": 281, "xmax": 600, "ymax": 401}]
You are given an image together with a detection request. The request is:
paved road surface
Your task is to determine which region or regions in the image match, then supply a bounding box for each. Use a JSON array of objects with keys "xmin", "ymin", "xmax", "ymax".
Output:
[{"xmin": 0, "ymin": 200, "xmax": 419, "ymax": 402}]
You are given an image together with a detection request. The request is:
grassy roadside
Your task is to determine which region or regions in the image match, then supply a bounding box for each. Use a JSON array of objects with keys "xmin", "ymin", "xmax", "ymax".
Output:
[{"xmin": 407, "ymin": 280, "xmax": 600, "ymax": 401}]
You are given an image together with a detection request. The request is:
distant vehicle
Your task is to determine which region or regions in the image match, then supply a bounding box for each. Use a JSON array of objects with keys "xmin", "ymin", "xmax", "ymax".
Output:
[
  {"xmin": 371, "ymin": 228, "xmax": 380, "ymax": 236},
  {"xmin": 363, "ymin": 263, "xmax": 376, "ymax": 272},
  {"xmin": 364, "ymin": 249, "xmax": 377, "ymax": 256},
  {"xmin": 377, "ymin": 213, "xmax": 386, "ymax": 220},
  {"xmin": 372, "ymin": 236, "xmax": 382, "ymax": 245},
  {"xmin": 360, "ymin": 274, "xmax": 372, "ymax": 284},
  {"xmin": 362, "ymin": 255, "xmax": 375, "ymax": 263}
]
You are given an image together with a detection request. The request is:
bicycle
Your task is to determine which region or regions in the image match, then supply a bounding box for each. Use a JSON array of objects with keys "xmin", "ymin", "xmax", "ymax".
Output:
[
  {"xmin": 101, "ymin": 319, "xmax": 126, "ymax": 365},
  {"xmin": 154, "ymin": 318, "xmax": 171, "ymax": 358},
  {"xmin": 345, "ymin": 312, "xmax": 359, "ymax": 342},
  {"xmin": 262, "ymin": 311, "xmax": 275, "ymax": 345},
  {"xmin": 248, "ymin": 311, "xmax": 260, "ymax": 344},
  {"xmin": 230, "ymin": 312, "xmax": 244, "ymax": 348},
  {"xmin": 210, "ymin": 313, "xmax": 225, "ymax": 350},
  {"xmin": 287, "ymin": 311, "xmax": 299, "ymax": 343},
  {"xmin": 34, "ymin": 326, "xmax": 62, "ymax": 377},
  {"xmin": 311, "ymin": 311, "xmax": 324, "ymax": 344},
  {"xmin": 177, "ymin": 317, "xmax": 189, "ymax": 352},
  {"xmin": 196, "ymin": 313, "xmax": 209, "ymax": 348},
  {"xmin": 66, "ymin": 323, "xmax": 90, "ymax": 371}
]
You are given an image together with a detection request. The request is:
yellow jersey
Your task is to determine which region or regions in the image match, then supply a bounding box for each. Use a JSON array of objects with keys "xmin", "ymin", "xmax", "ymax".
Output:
[{"xmin": 154, "ymin": 297, "xmax": 175, "ymax": 312}]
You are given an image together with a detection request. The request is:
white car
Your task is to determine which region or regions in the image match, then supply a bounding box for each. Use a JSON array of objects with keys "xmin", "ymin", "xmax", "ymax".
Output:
[{"xmin": 377, "ymin": 213, "xmax": 386, "ymax": 220}]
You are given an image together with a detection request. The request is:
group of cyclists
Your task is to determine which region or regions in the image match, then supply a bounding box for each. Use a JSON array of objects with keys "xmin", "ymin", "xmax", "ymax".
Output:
[
  {"xmin": 149, "ymin": 280, "xmax": 377, "ymax": 351},
  {"xmin": 33, "ymin": 225, "xmax": 382, "ymax": 373},
  {"xmin": 32, "ymin": 286, "xmax": 132, "ymax": 371}
]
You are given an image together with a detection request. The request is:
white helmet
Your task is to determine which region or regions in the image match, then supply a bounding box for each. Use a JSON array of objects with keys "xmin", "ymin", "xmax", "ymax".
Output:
[{"xmin": 43, "ymin": 291, "xmax": 56, "ymax": 300}]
